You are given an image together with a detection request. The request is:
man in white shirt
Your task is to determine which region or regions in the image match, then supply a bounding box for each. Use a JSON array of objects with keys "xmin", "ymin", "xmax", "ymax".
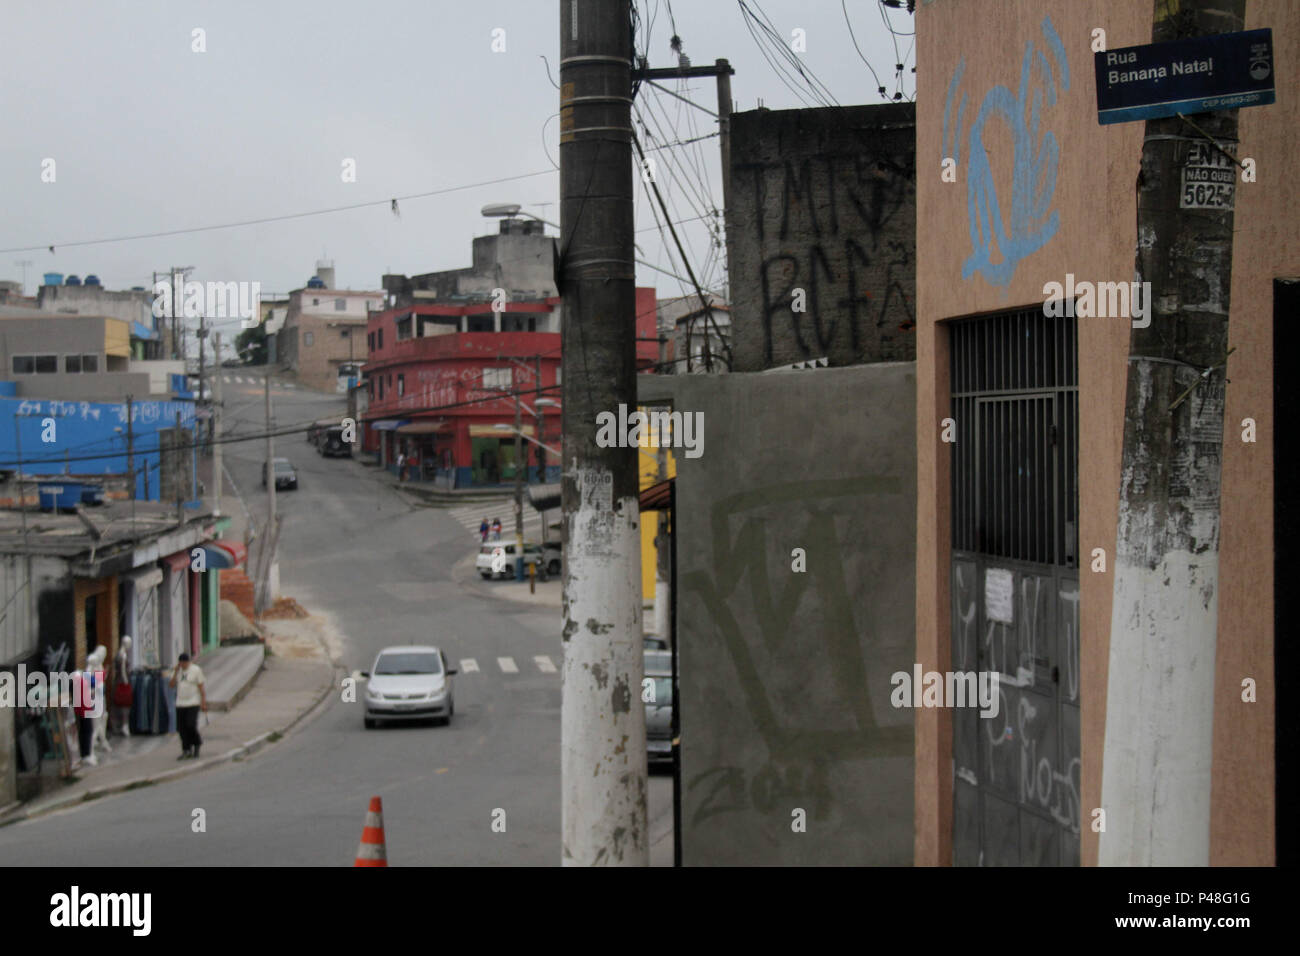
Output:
[{"xmin": 169, "ymin": 653, "xmax": 207, "ymax": 760}]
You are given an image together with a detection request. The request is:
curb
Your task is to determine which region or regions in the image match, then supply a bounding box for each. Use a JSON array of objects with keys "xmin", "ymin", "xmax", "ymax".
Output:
[{"xmin": 0, "ymin": 659, "xmax": 342, "ymax": 830}]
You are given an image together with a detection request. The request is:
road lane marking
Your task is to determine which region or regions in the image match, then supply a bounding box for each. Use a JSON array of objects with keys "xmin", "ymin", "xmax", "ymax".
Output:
[
  {"xmin": 497, "ymin": 656, "xmax": 518, "ymax": 674},
  {"xmin": 534, "ymin": 655, "xmax": 556, "ymax": 673},
  {"xmin": 459, "ymin": 658, "xmax": 479, "ymax": 673}
]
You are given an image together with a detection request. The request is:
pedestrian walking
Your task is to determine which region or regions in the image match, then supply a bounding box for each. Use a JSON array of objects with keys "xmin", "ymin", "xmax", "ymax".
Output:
[
  {"xmin": 396, "ymin": 451, "xmax": 407, "ymax": 482},
  {"xmin": 169, "ymin": 652, "xmax": 207, "ymax": 760},
  {"xmin": 491, "ymin": 517, "xmax": 502, "ymax": 540},
  {"xmin": 479, "ymin": 517, "xmax": 489, "ymax": 542}
]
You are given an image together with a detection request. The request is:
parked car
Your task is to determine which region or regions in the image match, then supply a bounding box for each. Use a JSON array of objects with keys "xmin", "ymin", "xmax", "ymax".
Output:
[
  {"xmin": 475, "ymin": 541, "xmax": 545, "ymax": 579},
  {"xmin": 541, "ymin": 540, "xmax": 562, "ymax": 576},
  {"xmin": 317, "ymin": 425, "xmax": 352, "ymax": 458},
  {"xmin": 262, "ymin": 458, "xmax": 298, "ymax": 490},
  {"xmin": 361, "ymin": 645, "xmax": 457, "ymax": 728},
  {"xmin": 644, "ymin": 650, "xmax": 673, "ymax": 767}
]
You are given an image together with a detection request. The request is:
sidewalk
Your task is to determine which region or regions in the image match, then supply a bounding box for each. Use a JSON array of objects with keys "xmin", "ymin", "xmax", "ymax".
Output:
[
  {"xmin": 451, "ymin": 552, "xmax": 563, "ymax": 609},
  {"xmin": 0, "ymin": 616, "xmax": 338, "ymax": 827}
]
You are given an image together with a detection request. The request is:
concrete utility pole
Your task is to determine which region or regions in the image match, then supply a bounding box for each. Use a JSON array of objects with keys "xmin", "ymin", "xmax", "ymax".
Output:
[
  {"xmin": 1100, "ymin": 0, "xmax": 1244, "ymax": 867},
  {"xmin": 514, "ymin": 390, "xmax": 524, "ymax": 578},
  {"xmin": 262, "ymin": 369, "xmax": 277, "ymax": 610},
  {"xmin": 211, "ymin": 333, "xmax": 223, "ymax": 516},
  {"xmin": 559, "ymin": 0, "xmax": 647, "ymax": 866}
]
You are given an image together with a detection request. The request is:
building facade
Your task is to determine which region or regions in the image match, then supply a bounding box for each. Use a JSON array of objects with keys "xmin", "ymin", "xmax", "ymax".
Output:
[
  {"xmin": 914, "ymin": 0, "xmax": 1295, "ymax": 866},
  {"xmin": 277, "ymin": 264, "xmax": 381, "ymax": 392}
]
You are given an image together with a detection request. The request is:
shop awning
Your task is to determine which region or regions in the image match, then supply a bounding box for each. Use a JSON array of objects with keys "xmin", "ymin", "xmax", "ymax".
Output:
[
  {"xmin": 201, "ymin": 541, "xmax": 246, "ymax": 569},
  {"xmin": 396, "ymin": 420, "xmax": 451, "ymax": 435},
  {"xmin": 370, "ymin": 419, "xmax": 410, "ymax": 431}
]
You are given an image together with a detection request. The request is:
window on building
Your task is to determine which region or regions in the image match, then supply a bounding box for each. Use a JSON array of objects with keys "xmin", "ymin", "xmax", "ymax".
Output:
[
  {"xmin": 555, "ymin": 366, "xmax": 562, "ymax": 386},
  {"xmin": 13, "ymin": 354, "xmax": 58, "ymax": 374},
  {"xmin": 304, "ymin": 331, "xmax": 314, "ymax": 347},
  {"xmin": 368, "ymin": 332, "xmax": 374, "ymax": 351},
  {"xmin": 395, "ymin": 314, "xmax": 413, "ymax": 341},
  {"xmin": 482, "ymin": 367, "xmax": 512, "ymax": 389},
  {"xmin": 82, "ymin": 353, "xmax": 98, "ymax": 372},
  {"xmin": 312, "ymin": 298, "xmax": 320, "ymax": 306},
  {"xmin": 398, "ymin": 374, "xmax": 405, "ymax": 396},
  {"xmin": 378, "ymin": 329, "xmax": 384, "ymax": 349},
  {"xmin": 379, "ymin": 378, "xmax": 384, "ymax": 400},
  {"xmin": 335, "ymin": 298, "xmax": 346, "ymax": 311}
]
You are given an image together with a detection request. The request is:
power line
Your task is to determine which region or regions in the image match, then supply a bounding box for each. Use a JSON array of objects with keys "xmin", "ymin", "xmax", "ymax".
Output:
[{"xmin": 0, "ymin": 170, "xmax": 557, "ymax": 255}]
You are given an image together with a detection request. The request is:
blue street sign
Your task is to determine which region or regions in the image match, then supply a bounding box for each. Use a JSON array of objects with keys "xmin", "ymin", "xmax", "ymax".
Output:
[{"xmin": 1095, "ymin": 28, "xmax": 1274, "ymax": 125}]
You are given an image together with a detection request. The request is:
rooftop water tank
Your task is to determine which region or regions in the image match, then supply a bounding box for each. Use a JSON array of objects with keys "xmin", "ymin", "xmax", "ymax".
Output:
[
  {"xmin": 84, "ymin": 274, "xmax": 101, "ymax": 286},
  {"xmin": 306, "ymin": 276, "xmax": 326, "ymax": 289},
  {"xmin": 65, "ymin": 275, "xmax": 82, "ymax": 286},
  {"xmin": 43, "ymin": 272, "xmax": 64, "ymax": 286}
]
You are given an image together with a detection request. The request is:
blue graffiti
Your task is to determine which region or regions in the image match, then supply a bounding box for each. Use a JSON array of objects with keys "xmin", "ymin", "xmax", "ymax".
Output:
[{"xmin": 943, "ymin": 16, "xmax": 1069, "ymax": 288}]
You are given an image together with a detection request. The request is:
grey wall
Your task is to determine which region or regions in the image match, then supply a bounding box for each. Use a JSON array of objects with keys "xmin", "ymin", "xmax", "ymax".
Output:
[
  {"xmin": 726, "ymin": 103, "xmax": 916, "ymax": 371},
  {"xmin": 660, "ymin": 363, "xmax": 916, "ymax": 864}
]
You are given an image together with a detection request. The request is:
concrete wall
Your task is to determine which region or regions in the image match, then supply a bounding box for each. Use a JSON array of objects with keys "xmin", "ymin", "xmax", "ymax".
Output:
[
  {"xmin": 36, "ymin": 284, "xmax": 153, "ymax": 327},
  {"xmin": 663, "ymin": 364, "xmax": 916, "ymax": 864},
  {"xmin": 726, "ymin": 104, "xmax": 916, "ymax": 371},
  {"xmin": 914, "ymin": 0, "xmax": 1294, "ymax": 866}
]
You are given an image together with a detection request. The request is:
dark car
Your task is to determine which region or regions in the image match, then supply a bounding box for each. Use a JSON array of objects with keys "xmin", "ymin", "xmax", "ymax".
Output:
[
  {"xmin": 644, "ymin": 650, "xmax": 673, "ymax": 768},
  {"xmin": 317, "ymin": 425, "xmax": 352, "ymax": 458},
  {"xmin": 262, "ymin": 458, "xmax": 298, "ymax": 490}
]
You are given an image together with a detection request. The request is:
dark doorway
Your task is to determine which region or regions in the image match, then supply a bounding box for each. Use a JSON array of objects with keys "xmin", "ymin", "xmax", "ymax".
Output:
[{"xmin": 949, "ymin": 308, "xmax": 1080, "ymax": 866}]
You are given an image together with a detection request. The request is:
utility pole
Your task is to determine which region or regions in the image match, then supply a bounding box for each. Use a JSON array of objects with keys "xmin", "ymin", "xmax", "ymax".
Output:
[
  {"xmin": 197, "ymin": 314, "xmax": 207, "ymax": 448},
  {"xmin": 559, "ymin": 0, "xmax": 646, "ymax": 867},
  {"xmin": 173, "ymin": 411, "xmax": 184, "ymax": 523},
  {"xmin": 535, "ymin": 356, "xmax": 545, "ymax": 485},
  {"xmin": 211, "ymin": 333, "xmax": 223, "ymax": 516},
  {"xmin": 1100, "ymin": 0, "xmax": 1244, "ymax": 867},
  {"xmin": 654, "ymin": 332, "xmax": 671, "ymax": 642},
  {"xmin": 514, "ymin": 390, "xmax": 524, "ymax": 578},
  {"xmin": 262, "ymin": 369, "xmax": 277, "ymax": 610},
  {"xmin": 125, "ymin": 393, "xmax": 135, "ymax": 501}
]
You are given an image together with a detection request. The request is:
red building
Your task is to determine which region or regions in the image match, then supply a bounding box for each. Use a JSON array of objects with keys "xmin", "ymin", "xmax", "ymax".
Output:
[{"xmin": 362, "ymin": 288, "xmax": 657, "ymax": 488}]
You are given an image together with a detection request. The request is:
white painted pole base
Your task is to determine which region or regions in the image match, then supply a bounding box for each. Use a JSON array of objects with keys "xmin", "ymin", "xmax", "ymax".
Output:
[
  {"xmin": 1099, "ymin": 550, "xmax": 1218, "ymax": 866},
  {"xmin": 561, "ymin": 475, "xmax": 647, "ymax": 866}
]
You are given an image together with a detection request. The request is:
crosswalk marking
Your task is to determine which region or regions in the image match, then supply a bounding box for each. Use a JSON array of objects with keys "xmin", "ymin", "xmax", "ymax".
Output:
[
  {"xmin": 534, "ymin": 655, "xmax": 556, "ymax": 674},
  {"xmin": 497, "ymin": 656, "xmax": 518, "ymax": 674},
  {"xmin": 459, "ymin": 658, "xmax": 479, "ymax": 673},
  {"xmin": 447, "ymin": 497, "xmax": 546, "ymax": 540},
  {"xmin": 235, "ymin": 376, "xmax": 246, "ymax": 383}
]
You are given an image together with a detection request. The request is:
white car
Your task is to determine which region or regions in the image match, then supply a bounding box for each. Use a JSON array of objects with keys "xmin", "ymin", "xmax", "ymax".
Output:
[
  {"xmin": 361, "ymin": 645, "xmax": 457, "ymax": 728},
  {"xmin": 475, "ymin": 542, "xmax": 544, "ymax": 579}
]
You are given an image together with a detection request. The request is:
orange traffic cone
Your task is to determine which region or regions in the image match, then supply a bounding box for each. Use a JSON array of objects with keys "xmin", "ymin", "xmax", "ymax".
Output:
[{"xmin": 354, "ymin": 796, "xmax": 388, "ymax": 867}]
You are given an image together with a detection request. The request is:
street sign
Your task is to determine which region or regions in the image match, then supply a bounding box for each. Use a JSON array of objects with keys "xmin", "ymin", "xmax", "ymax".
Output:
[{"xmin": 1095, "ymin": 28, "xmax": 1274, "ymax": 125}]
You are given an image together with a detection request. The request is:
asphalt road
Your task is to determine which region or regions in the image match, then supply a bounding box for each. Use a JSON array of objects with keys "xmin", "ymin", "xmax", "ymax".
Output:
[{"xmin": 0, "ymin": 372, "xmax": 669, "ymax": 866}]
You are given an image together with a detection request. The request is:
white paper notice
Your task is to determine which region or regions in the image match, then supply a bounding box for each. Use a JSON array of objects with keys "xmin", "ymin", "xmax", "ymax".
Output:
[{"xmin": 985, "ymin": 568, "xmax": 1014, "ymax": 625}]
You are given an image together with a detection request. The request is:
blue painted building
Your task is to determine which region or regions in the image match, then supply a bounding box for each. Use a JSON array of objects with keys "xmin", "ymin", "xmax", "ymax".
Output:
[{"xmin": 0, "ymin": 395, "xmax": 199, "ymax": 504}]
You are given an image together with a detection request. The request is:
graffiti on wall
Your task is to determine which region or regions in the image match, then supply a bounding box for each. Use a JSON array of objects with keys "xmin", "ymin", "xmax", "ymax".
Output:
[
  {"xmin": 682, "ymin": 477, "xmax": 913, "ymax": 829},
  {"xmin": 735, "ymin": 152, "xmax": 915, "ymax": 366},
  {"xmin": 943, "ymin": 16, "xmax": 1069, "ymax": 288}
]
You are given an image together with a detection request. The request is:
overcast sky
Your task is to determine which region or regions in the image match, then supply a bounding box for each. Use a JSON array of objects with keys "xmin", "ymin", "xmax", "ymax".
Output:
[{"xmin": 1, "ymin": 0, "xmax": 915, "ymax": 334}]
